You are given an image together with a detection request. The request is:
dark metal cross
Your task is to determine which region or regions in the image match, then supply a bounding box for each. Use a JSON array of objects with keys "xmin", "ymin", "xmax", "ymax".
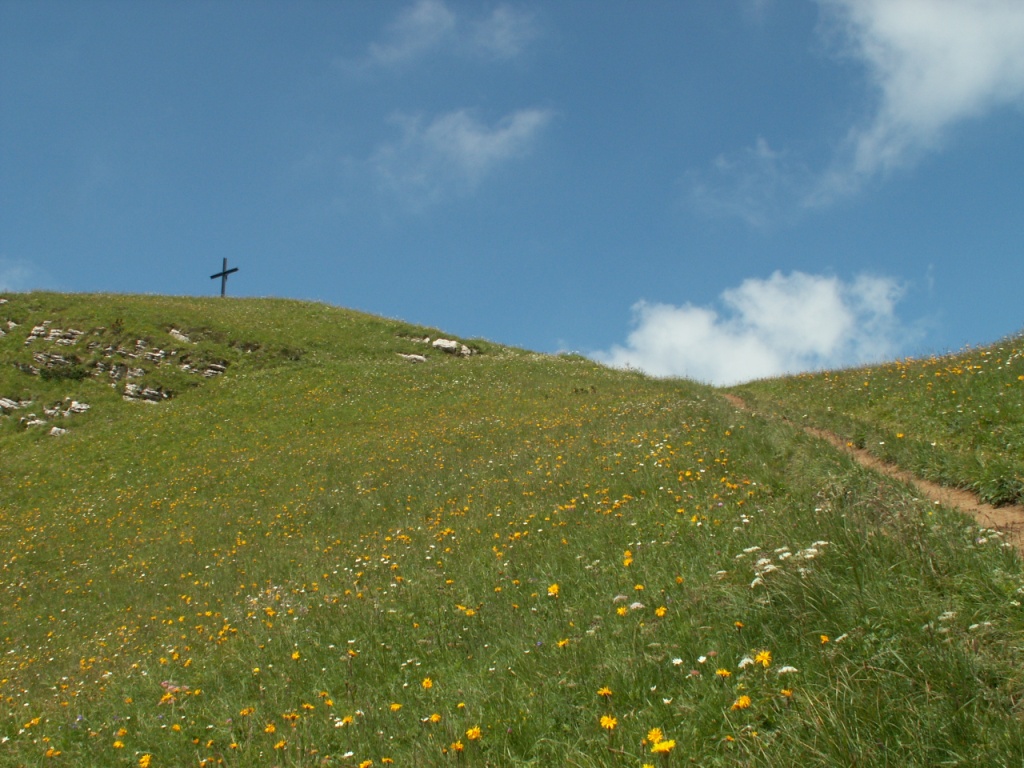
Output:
[{"xmin": 210, "ymin": 258, "xmax": 239, "ymax": 297}]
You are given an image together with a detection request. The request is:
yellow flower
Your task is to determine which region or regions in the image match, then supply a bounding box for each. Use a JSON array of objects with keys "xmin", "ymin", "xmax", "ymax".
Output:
[
  {"xmin": 548, "ymin": 583, "xmax": 559, "ymax": 597},
  {"xmin": 655, "ymin": 606, "xmax": 667, "ymax": 617},
  {"xmin": 600, "ymin": 715, "xmax": 617, "ymax": 730},
  {"xmin": 715, "ymin": 668, "xmax": 731, "ymax": 679},
  {"xmin": 597, "ymin": 686, "xmax": 613, "ymax": 698},
  {"xmin": 450, "ymin": 740, "xmax": 465, "ymax": 751},
  {"xmin": 557, "ymin": 638, "xmax": 570, "ymax": 648},
  {"xmin": 113, "ymin": 741, "xmax": 125, "ymax": 749},
  {"xmin": 291, "ymin": 650, "xmax": 301, "ymax": 661},
  {"xmin": 422, "ymin": 677, "xmax": 433, "ymax": 690},
  {"xmin": 820, "ymin": 634, "xmax": 830, "ymax": 644},
  {"xmin": 781, "ymin": 688, "xmax": 794, "ymax": 698},
  {"xmin": 429, "ymin": 713, "xmax": 441, "ymax": 723},
  {"xmin": 754, "ymin": 649, "xmax": 771, "ymax": 668},
  {"xmin": 359, "ymin": 762, "xmax": 373, "ymax": 768},
  {"xmin": 651, "ymin": 739, "xmax": 676, "ymax": 754},
  {"xmin": 466, "ymin": 725, "xmax": 482, "ymax": 740},
  {"xmin": 634, "ymin": 584, "xmax": 644, "ymax": 591},
  {"xmin": 264, "ymin": 723, "xmax": 276, "ymax": 734},
  {"xmin": 731, "ymin": 695, "xmax": 752, "ymax": 710},
  {"xmin": 616, "ymin": 606, "xmax": 628, "ymax": 616},
  {"xmin": 138, "ymin": 756, "xmax": 152, "ymax": 768},
  {"xmin": 239, "ymin": 706, "xmax": 255, "ymax": 716},
  {"xmin": 647, "ymin": 727, "xmax": 664, "ymax": 744},
  {"xmin": 389, "ymin": 703, "xmax": 402, "ymax": 711},
  {"xmin": 273, "ymin": 739, "xmax": 286, "ymax": 750}
]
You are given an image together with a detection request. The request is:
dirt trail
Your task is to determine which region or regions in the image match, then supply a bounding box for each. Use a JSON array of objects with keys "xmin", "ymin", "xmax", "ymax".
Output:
[{"xmin": 722, "ymin": 393, "xmax": 1024, "ymax": 552}]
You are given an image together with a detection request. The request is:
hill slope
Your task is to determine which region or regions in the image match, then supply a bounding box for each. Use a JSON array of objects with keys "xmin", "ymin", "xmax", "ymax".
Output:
[{"xmin": 2, "ymin": 293, "xmax": 1023, "ymax": 767}]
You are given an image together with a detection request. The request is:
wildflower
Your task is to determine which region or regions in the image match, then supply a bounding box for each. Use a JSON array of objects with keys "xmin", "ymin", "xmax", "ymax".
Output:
[
  {"xmin": 597, "ymin": 686, "xmax": 613, "ymax": 698},
  {"xmin": 634, "ymin": 584, "xmax": 645, "ymax": 591},
  {"xmin": 291, "ymin": 651, "xmax": 301, "ymax": 661},
  {"xmin": 389, "ymin": 703, "xmax": 402, "ymax": 711},
  {"xmin": 113, "ymin": 741, "xmax": 125, "ymax": 749},
  {"xmin": 421, "ymin": 677, "xmax": 433, "ymax": 690},
  {"xmin": 738, "ymin": 656, "xmax": 754, "ymax": 669},
  {"xmin": 820, "ymin": 635, "xmax": 829, "ymax": 644},
  {"xmin": 273, "ymin": 740, "xmax": 286, "ymax": 750},
  {"xmin": 734, "ymin": 621, "xmax": 744, "ymax": 630},
  {"xmin": 429, "ymin": 713, "xmax": 441, "ymax": 723},
  {"xmin": 754, "ymin": 649, "xmax": 771, "ymax": 668},
  {"xmin": 600, "ymin": 715, "xmax": 617, "ymax": 730},
  {"xmin": 466, "ymin": 725, "xmax": 482, "ymax": 740},
  {"xmin": 359, "ymin": 762, "xmax": 373, "ymax": 768},
  {"xmin": 655, "ymin": 606, "xmax": 667, "ymax": 617},
  {"xmin": 647, "ymin": 727, "xmax": 664, "ymax": 744},
  {"xmin": 651, "ymin": 739, "xmax": 676, "ymax": 754},
  {"xmin": 616, "ymin": 606, "xmax": 628, "ymax": 616},
  {"xmin": 139, "ymin": 757, "xmax": 152, "ymax": 768},
  {"xmin": 715, "ymin": 668, "xmax": 731, "ymax": 679},
  {"xmin": 239, "ymin": 707, "xmax": 255, "ymax": 716},
  {"xmin": 780, "ymin": 689, "xmax": 794, "ymax": 698},
  {"xmin": 264, "ymin": 723, "xmax": 276, "ymax": 734},
  {"xmin": 731, "ymin": 695, "xmax": 752, "ymax": 710},
  {"xmin": 450, "ymin": 740, "xmax": 464, "ymax": 752},
  {"xmin": 557, "ymin": 638, "xmax": 569, "ymax": 648},
  {"xmin": 548, "ymin": 583, "xmax": 559, "ymax": 597},
  {"xmin": 776, "ymin": 666, "xmax": 799, "ymax": 675}
]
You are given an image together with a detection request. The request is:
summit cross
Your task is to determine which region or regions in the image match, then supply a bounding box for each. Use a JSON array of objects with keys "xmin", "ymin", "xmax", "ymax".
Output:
[{"xmin": 210, "ymin": 258, "xmax": 239, "ymax": 297}]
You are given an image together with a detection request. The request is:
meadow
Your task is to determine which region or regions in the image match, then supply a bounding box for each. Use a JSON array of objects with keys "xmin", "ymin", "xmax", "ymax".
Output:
[
  {"xmin": 2, "ymin": 293, "xmax": 1023, "ymax": 767},
  {"xmin": 732, "ymin": 336, "xmax": 1024, "ymax": 507}
]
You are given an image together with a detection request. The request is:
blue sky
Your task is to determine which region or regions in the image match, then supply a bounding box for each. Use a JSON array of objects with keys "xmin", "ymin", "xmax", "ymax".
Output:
[{"xmin": 2, "ymin": 0, "xmax": 1023, "ymax": 384}]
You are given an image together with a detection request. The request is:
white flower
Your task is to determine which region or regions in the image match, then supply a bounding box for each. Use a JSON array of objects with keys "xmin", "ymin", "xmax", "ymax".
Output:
[
  {"xmin": 738, "ymin": 656, "xmax": 754, "ymax": 669},
  {"xmin": 629, "ymin": 602, "xmax": 645, "ymax": 611},
  {"xmin": 671, "ymin": 658, "xmax": 684, "ymax": 666},
  {"xmin": 777, "ymin": 666, "xmax": 799, "ymax": 675}
]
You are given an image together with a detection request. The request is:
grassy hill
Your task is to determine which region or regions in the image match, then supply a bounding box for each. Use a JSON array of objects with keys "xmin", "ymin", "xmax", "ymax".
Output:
[
  {"xmin": 731, "ymin": 336, "xmax": 1024, "ymax": 508},
  {"xmin": 2, "ymin": 292, "xmax": 1023, "ymax": 767}
]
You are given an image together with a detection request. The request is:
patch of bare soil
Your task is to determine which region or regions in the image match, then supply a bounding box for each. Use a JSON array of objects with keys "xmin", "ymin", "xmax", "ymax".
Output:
[{"xmin": 723, "ymin": 393, "xmax": 1024, "ymax": 552}]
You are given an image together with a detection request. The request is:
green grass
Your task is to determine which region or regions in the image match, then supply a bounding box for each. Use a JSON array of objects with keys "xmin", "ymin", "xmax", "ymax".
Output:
[
  {"xmin": 732, "ymin": 335, "xmax": 1024, "ymax": 506},
  {"xmin": 2, "ymin": 292, "xmax": 1024, "ymax": 767}
]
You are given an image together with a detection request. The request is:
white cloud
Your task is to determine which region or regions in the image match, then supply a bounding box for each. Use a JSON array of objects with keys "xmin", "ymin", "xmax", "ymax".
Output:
[
  {"xmin": 690, "ymin": 0, "xmax": 1024, "ymax": 219},
  {"xmin": 366, "ymin": 0, "xmax": 456, "ymax": 67},
  {"xmin": 372, "ymin": 107, "xmax": 552, "ymax": 203},
  {"xmin": 470, "ymin": 5, "xmax": 538, "ymax": 60},
  {"xmin": 820, "ymin": 0, "xmax": 1024, "ymax": 192},
  {"xmin": 591, "ymin": 271, "xmax": 911, "ymax": 386},
  {"xmin": 354, "ymin": 1, "xmax": 537, "ymax": 69}
]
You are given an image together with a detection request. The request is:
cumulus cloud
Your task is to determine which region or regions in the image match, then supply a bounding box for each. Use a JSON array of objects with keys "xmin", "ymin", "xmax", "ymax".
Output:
[
  {"xmin": 354, "ymin": 0, "xmax": 537, "ymax": 69},
  {"xmin": 372, "ymin": 107, "xmax": 552, "ymax": 203},
  {"xmin": 690, "ymin": 0, "xmax": 1024, "ymax": 219},
  {"xmin": 591, "ymin": 271, "xmax": 912, "ymax": 386}
]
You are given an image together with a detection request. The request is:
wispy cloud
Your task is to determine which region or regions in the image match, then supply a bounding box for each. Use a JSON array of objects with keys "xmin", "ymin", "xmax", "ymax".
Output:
[
  {"xmin": 365, "ymin": 0, "xmax": 456, "ymax": 67},
  {"xmin": 816, "ymin": 0, "xmax": 1024, "ymax": 199},
  {"xmin": 687, "ymin": 138, "xmax": 812, "ymax": 227},
  {"xmin": 372, "ymin": 107, "xmax": 552, "ymax": 204},
  {"xmin": 0, "ymin": 257, "xmax": 37, "ymax": 293},
  {"xmin": 689, "ymin": 0, "xmax": 1024, "ymax": 220},
  {"xmin": 469, "ymin": 5, "xmax": 539, "ymax": 60},
  {"xmin": 352, "ymin": 0, "xmax": 538, "ymax": 70},
  {"xmin": 591, "ymin": 271, "xmax": 914, "ymax": 386}
]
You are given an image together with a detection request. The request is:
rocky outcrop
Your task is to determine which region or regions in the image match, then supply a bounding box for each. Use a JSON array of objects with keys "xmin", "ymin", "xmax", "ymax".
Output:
[{"xmin": 432, "ymin": 338, "xmax": 474, "ymax": 357}]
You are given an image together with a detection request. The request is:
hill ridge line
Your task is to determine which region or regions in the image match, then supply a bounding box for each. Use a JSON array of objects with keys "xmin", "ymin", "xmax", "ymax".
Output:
[{"xmin": 722, "ymin": 393, "xmax": 1024, "ymax": 552}]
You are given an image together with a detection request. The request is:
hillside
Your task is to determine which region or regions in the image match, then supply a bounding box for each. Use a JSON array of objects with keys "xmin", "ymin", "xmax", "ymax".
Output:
[
  {"xmin": 732, "ymin": 336, "xmax": 1024, "ymax": 508},
  {"xmin": 2, "ymin": 293, "xmax": 1024, "ymax": 767}
]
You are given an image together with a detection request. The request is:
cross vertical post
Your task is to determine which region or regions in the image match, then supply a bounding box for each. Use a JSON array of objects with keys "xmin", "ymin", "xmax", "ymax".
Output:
[{"xmin": 210, "ymin": 258, "xmax": 239, "ymax": 297}]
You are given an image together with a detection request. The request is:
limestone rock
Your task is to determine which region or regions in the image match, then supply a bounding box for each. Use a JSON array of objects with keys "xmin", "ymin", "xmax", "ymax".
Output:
[
  {"xmin": 432, "ymin": 338, "xmax": 473, "ymax": 357},
  {"xmin": 49, "ymin": 426, "xmax": 67, "ymax": 436}
]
